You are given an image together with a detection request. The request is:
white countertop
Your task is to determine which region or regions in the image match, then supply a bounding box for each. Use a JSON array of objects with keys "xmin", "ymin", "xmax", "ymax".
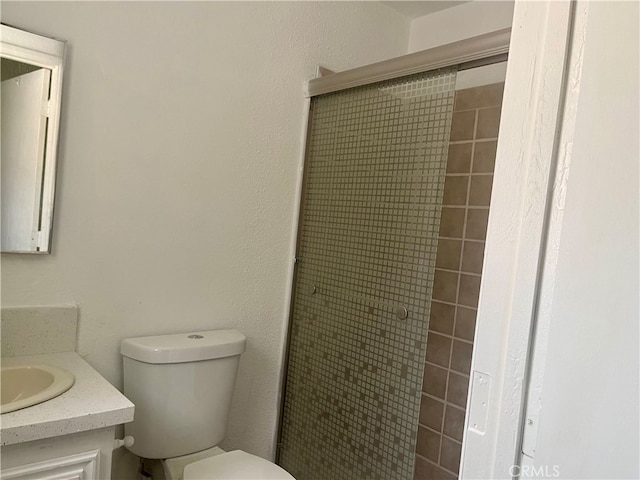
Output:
[{"xmin": 1, "ymin": 352, "xmax": 134, "ymax": 446}]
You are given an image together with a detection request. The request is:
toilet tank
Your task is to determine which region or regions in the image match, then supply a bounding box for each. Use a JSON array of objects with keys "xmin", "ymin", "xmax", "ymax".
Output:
[{"xmin": 121, "ymin": 329, "xmax": 246, "ymax": 459}]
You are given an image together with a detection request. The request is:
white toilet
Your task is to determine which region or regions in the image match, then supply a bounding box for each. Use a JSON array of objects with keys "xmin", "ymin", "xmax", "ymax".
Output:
[{"xmin": 121, "ymin": 329, "xmax": 295, "ymax": 480}]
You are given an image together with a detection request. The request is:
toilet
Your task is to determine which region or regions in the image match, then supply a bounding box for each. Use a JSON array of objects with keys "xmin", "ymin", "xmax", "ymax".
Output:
[{"xmin": 121, "ymin": 329, "xmax": 295, "ymax": 480}]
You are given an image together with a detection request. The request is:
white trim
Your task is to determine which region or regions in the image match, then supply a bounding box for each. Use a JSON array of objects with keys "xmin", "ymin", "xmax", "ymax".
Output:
[
  {"xmin": 305, "ymin": 28, "xmax": 511, "ymax": 97},
  {"xmin": 460, "ymin": 1, "xmax": 575, "ymax": 478},
  {"xmin": 1, "ymin": 24, "xmax": 66, "ymax": 254},
  {"xmin": 315, "ymin": 65, "xmax": 334, "ymax": 78},
  {"xmin": 0, "ymin": 24, "xmax": 65, "ymax": 59},
  {"xmin": 519, "ymin": 1, "xmax": 589, "ymax": 461}
]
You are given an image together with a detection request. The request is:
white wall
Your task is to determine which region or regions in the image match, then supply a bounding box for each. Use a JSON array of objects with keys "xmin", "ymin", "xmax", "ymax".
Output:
[
  {"xmin": 461, "ymin": 1, "xmax": 639, "ymax": 477},
  {"xmin": 0, "ymin": 0, "xmax": 409, "ymax": 472},
  {"xmin": 524, "ymin": 1, "xmax": 639, "ymax": 477},
  {"xmin": 408, "ymin": 1, "xmax": 514, "ymax": 53}
]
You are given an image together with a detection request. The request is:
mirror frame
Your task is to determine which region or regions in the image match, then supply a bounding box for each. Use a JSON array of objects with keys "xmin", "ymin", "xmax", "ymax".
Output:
[{"xmin": 1, "ymin": 24, "xmax": 65, "ymax": 253}]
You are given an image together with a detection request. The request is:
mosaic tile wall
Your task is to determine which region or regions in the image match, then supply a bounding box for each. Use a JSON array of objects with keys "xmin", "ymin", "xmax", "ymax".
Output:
[
  {"xmin": 279, "ymin": 70, "xmax": 457, "ymax": 480},
  {"xmin": 413, "ymin": 82, "xmax": 505, "ymax": 480}
]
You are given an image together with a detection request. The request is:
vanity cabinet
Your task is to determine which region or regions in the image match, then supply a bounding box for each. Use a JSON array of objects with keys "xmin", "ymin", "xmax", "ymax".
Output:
[
  {"xmin": 0, "ymin": 352, "xmax": 134, "ymax": 480},
  {"xmin": 0, "ymin": 427, "xmax": 116, "ymax": 480}
]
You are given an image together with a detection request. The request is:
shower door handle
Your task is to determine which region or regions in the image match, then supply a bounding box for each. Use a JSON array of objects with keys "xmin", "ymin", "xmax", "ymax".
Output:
[{"xmin": 394, "ymin": 306, "xmax": 408, "ymax": 320}]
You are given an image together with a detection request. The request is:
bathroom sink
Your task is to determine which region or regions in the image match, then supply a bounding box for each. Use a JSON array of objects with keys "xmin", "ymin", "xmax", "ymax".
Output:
[{"xmin": 1, "ymin": 364, "xmax": 75, "ymax": 414}]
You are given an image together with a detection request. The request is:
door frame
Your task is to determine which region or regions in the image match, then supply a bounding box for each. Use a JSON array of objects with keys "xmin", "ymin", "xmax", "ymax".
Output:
[{"xmin": 460, "ymin": 1, "xmax": 576, "ymax": 478}]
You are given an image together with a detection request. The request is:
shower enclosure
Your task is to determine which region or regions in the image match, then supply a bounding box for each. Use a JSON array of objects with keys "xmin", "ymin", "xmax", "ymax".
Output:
[
  {"xmin": 278, "ymin": 70, "xmax": 456, "ymax": 480},
  {"xmin": 277, "ymin": 32, "xmax": 508, "ymax": 480}
]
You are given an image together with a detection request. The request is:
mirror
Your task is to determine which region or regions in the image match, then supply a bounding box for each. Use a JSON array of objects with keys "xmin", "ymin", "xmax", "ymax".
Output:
[{"xmin": 1, "ymin": 24, "xmax": 65, "ymax": 253}]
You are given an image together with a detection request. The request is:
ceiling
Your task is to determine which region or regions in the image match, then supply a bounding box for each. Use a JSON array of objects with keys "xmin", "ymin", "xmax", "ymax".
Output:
[{"xmin": 381, "ymin": 1, "xmax": 468, "ymax": 19}]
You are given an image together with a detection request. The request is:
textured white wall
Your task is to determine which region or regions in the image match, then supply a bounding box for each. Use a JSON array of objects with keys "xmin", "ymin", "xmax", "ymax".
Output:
[
  {"xmin": 526, "ymin": 1, "xmax": 639, "ymax": 477},
  {"xmin": 0, "ymin": 0, "xmax": 409, "ymax": 470},
  {"xmin": 408, "ymin": 1, "xmax": 514, "ymax": 53}
]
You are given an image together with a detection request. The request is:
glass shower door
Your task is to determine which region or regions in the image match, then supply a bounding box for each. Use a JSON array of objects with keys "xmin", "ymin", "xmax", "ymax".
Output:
[{"xmin": 279, "ymin": 69, "xmax": 457, "ymax": 480}]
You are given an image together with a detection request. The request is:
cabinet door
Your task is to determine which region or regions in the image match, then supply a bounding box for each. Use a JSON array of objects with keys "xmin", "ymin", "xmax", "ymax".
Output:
[{"xmin": 0, "ymin": 450, "xmax": 100, "ymax": 480}]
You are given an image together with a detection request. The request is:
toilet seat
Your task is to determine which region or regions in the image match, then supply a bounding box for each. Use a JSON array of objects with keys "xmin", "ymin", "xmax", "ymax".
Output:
[{"xmin": 183, "ymin": 450, "xmax": 295, "ymax": 480}]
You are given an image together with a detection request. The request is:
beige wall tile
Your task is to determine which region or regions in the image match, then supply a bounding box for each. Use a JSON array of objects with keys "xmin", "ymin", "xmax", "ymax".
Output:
[
  {"xmin": 443, "ymin": 175, "xmax": 470, "ymax": 206},
  {"xmin": 450, "ymin": 110, "xmax": 476, "ymax": 141},
  {"xmin": 435, "ymin": 466, "xmax": 457, "ymax": 480},
  {"xmin": 414, "ymin": 456, "xmax": 431, "ymax": 479},
  {"xmin": 454, "ymin": 307, "xmax": 477, "ymax": 342},
  {"xmin": 465, "ymin": 208, "xmax": 489, "ymax": 240},
  {"xmin": 426, "ymin": 332, "xmax": 452, "ymax": 368},
  {"xmin": 475, "ymin": 106, "xmax": 501, "ymax": 139},
  {"xmin": 423, "ymin": 362, "xmax": 448, "ymax": 399},
  {"xmin": 447, "ymin": 372, "xmax": 469, "ymax": 408},
  {"xmin": 416, "ymin": 426, "xmax": 441, "ymax": 462},
  {"xmin": 440, "ymin": 437, "xmax": 462, "ymax": 474},
  {"xmin": 468, "ymin": 175, "xmax": 493, "ymax": 206},
  {"xmin": 472, "ymin": 140, "xmax": 497, "ymax": 173},
  {"xmin": 436, "ymin": 239, "xmax": 463, "ymax": 270},
  {"xmin": 458, "ymin": 274, "xmax": 481, "ymax": 308},
  {"xmin": 443, "ymin": 405, "xmax": 466, "ymax": 442},
  {"xmin": 450, "ymin": 340, "xmax": 473, "ymax": 375},
  {"xmin": 429, "ymin": 301, "xmax": 455, "ymax": 335},
  {"xmin": 439, "ymin": 208, "xmax": 465, "ymax": 238},
  {"xmin": 461, "ymin": 241, "xmax": 485, "ymax": 274},
  {"xmin": 432, "ymin": 269, "xmax": 459, "ymax": 303},
  {"xmin": 446, "ymin": 143, "xmax": 473, "ymax": 173},
  {"xmin": 414, "ymin": 456, "xmax": 456, "ymax": 480},
  {"xmin": 419, "ymin": 395, "xmax": 444, "ymax": 431}
]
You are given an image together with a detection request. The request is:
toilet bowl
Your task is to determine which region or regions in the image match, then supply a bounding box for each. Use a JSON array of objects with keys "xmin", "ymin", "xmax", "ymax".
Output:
[
  {"xmin": 182, "ymin": 450, "xmax": 295, "ymax": 480},
  {"xmin": 161, "ymin": 446, "xmax": 224, "ymax": 480},
  {"xmin": 161, "ymin": 447, "xmax": 294, "ymax": 480},
  {"xmin": 121, "ymin": 330, "xmax": 295, "ymax": 480}
]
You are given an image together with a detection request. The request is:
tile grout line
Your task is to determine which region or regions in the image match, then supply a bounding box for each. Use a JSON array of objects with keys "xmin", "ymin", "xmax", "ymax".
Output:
[
  {"xmin": 449, "ymin": 137, "xmax": 498, "ymax": 145},
  {"xmin": 445, "ymin": 172, "xmax": 493, "ymax": 177},
  {"xmin": 425, "ymin": 331, "xmax": 474, "ymax": 346},
  {"xmin": 420, "ymin": 389, "xmax": 468, "ymax": 411},
  {"xmin": 416, "ymin": 422, "xmax": 464, "ymax": 446},
  {"xmin": 434, "ymin": 266, "xmax": 482, "ymax": 278}
]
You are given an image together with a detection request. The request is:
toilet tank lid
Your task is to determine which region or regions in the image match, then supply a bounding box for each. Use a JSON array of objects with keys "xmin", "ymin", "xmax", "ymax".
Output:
[{"xmin": 120, "ymin": 329, "xmax": 246, "ymax": 364}]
